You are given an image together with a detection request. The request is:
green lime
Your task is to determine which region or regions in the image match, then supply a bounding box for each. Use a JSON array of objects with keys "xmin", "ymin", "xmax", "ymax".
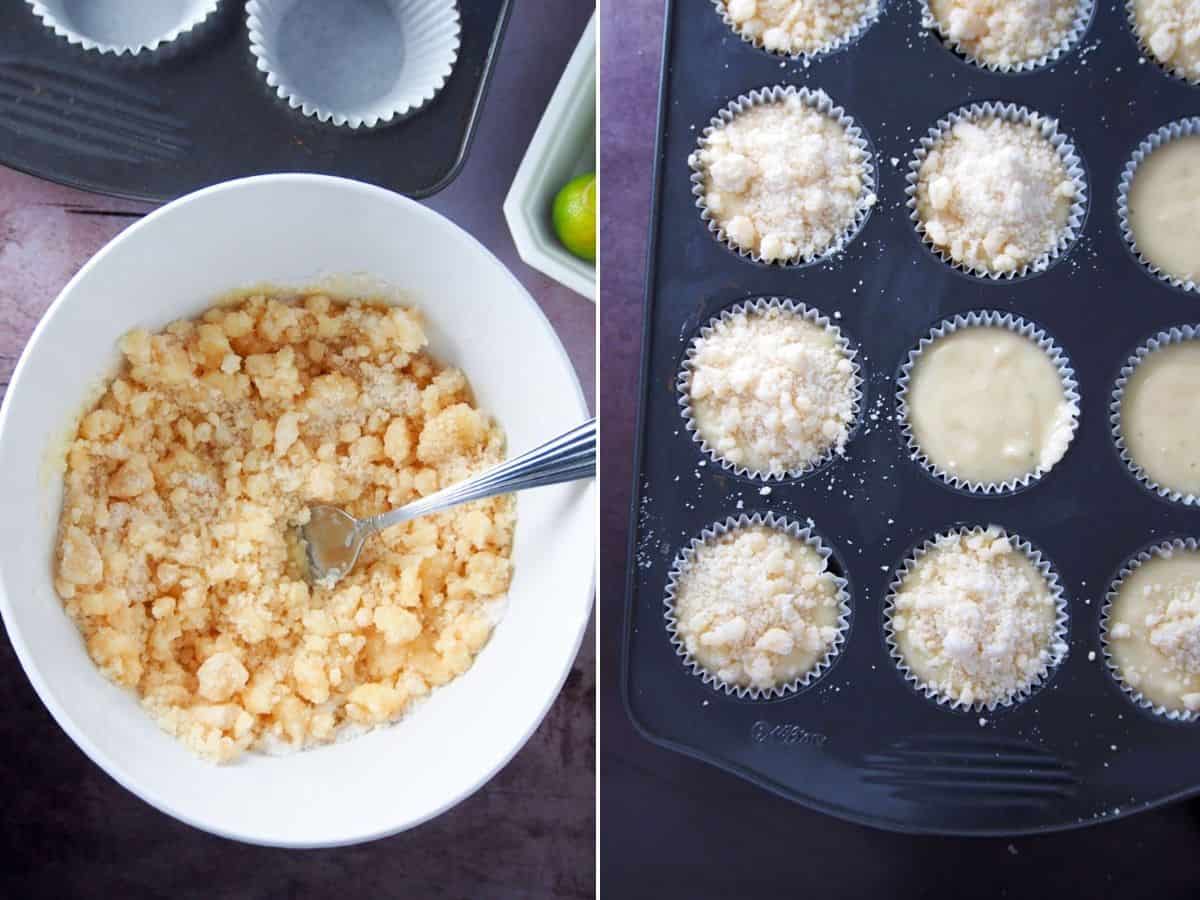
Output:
[{"xmin": 552, "ymin": 172, "xmax": 596, "ymax": 262}]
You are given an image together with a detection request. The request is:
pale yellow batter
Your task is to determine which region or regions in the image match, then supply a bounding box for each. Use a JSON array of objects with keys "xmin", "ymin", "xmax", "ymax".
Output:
[
  {"xmin": 905, "ymin": 326, "xmax": 1075, "ymax": 485},
  {"xmin": 1107, "ymin": 547, "xmax": 1200, "ymax": 714},
  {"xmin": 1121, "ymin": 340, "xmax": 1200, "ymax": 497},
  {"xmin": 1128, "ymin": 135, "xmax": 1200, "ymax": 283}
]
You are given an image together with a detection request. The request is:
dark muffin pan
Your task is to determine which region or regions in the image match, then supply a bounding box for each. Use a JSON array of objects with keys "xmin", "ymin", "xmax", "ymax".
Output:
[
  {"xmin": 622, "ymin": 0, "xmax": 1200, "ymax": 835},
  {"xmin": 0, "ymin": 0, "xmax": 510, "ymax": 201}
]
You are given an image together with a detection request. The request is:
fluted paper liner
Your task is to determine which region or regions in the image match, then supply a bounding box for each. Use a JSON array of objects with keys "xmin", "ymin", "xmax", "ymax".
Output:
[
  {"xmin": 884, "ymin": 525, "xmax": 1070, "ymax": 713},
  {"xmin": 1117, "ymin": 119, "xmax": 1200, "ymax": 294},
  {"xmin": 26, "ymin": 0, "xmax": 221, "ymax": 57},
  {"xmin": 897, "ymin": 311, "xmax": 1080, "ymax": 494},
  {"xmin": 1110, "ymin": 325, "xmax": 1200, "ymax": 505},
  {"xmin": 678, "ymin": 297, "xmax": 863, "ymax": 482},
  {"xmin": 664, "ymin": 512, "xmax": 851, "ymax": 700},
  {"xmin": 247, "ymin": 0, "xmax": 461, "ymax": 129}
]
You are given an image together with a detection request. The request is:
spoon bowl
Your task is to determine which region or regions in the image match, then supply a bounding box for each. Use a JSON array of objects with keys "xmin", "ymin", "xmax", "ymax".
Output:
[
  {"xmin": 299, "ymin": 417, "xmax": 596, "ymax": 586},
  {"xmin": 301, "ymin": 505, "xmax": 367, "ymax": 586}
]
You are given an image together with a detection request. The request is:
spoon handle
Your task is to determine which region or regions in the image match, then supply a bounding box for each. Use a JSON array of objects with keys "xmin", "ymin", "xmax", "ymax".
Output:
[{"xmin": 366, "ymin": 417, "xmax": 596, "ymax": 533}]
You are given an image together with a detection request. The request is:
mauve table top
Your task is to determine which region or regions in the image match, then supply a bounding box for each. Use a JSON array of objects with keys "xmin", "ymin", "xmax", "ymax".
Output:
[
  {"xmin": 0, "ymin": 3, "xmax": 594, "ymax": 896},
  {"xmin": 599, "ymin": 1, "xmax": 1200, "ymax": 896}
]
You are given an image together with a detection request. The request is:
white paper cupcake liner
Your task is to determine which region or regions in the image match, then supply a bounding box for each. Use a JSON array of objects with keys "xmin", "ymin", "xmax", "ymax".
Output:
[
  {"xmin": 905, "ymin": 101, "xmax": 1088, "ymax": 281},
  {"xmin": 710, "ymin": 0, "xmax": 883, "ymax": 62},
  {"xmin": 1117, "ymin": 119, "xmax": 1200, "ymax": 294},
  {"xmin": 884, "ymin": 525, "xmax": 1070, "ymax": 713},
  {"xmin": 677, "ymin": 297, "xmax": 864, "ymax": 482},
  {"xmin": 1101, "ymin": 537, "xmax": 1200, "ymax": 723},
  {"xmin": 26, "ymin": 0, "xmax": 221, "ymax": 56},
  {"xmin": 663, "ymin": 512, "xmax": 852, "ymax": 701},
  {"xmin": 897, "ymin": 311, "xmax": 1080, "ymax": 494},
  {"xmin": 689, "ymin": 85, "xmax": 878, "ymax": 268},
  {"xmin": 1126, "ymin": 0, "xmax": 1200, "ymax": 85},
  {"xmin": 1110, "ymin": 325, "xmax": 1200, "ymax": 505},
  {"xmin": 247, "ymin": 0, "xmax": 461, "ymax": 129},
  {"xmin": 919, "ymin": 0, "xmax": 1093, "ymax": 73}
]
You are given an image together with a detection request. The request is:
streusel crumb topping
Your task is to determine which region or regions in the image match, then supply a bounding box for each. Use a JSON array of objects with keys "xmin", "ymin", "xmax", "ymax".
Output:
[{"xmin": 55, "ymin": 293, "xmax": 514, "ymax": 762}]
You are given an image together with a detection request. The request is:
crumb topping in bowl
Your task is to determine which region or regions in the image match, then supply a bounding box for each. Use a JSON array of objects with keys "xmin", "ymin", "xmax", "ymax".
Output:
[{"xmin": 54, "ymin": 292, "xmax": 515, "ymax": 762}]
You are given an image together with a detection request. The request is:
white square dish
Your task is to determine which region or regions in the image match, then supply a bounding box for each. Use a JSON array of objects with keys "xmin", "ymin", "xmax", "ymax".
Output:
[{"xmin": 504, "ymin": 14, "xmax": 596, "ymax": 301}]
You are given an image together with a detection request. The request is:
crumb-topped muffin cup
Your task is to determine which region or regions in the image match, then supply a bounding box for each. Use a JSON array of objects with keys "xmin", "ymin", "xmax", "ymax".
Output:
[
  {"xmin": 1118, "ymin": 119, "xmax": 1200, "ymax": 294},
  {"xmin": 26, "ymin": 0, "xmax": 222, "ymax": 56},
  {"xmin": 664, "ymin": 512, "xmax": 852, "ymax": 701},
  {"xmin": 1126, "ymin": 0, "xmax": 1200, "ymax": 85},
  {"xmin": 677, "ymin": 297, "xmax": 863, "ymax": 482},
  {"xmin": 919, "ymin": 0, "xmax": 1093, "ymax": 74},
  {"xmin": 247, "ymin": 0, "xmax": 461, "ymax": 129},
  {"xmin": 689, "ymin": 85, "xmax": 878, "ymax": 268},
  {"xmin": 905, "ymin": 101, "xmax": 1088, "ymax": 281},
  {"xmin": 1101, "ymin": 537, "xmax": 1200, "ymax": 722},
  {"xmin": 1110, "ymin": 325, "xmax": 1200, "ymax": 505},
  {"xmin": 884, "ymin": 525, "xmax": 1070, "ymax": 714},
  {"xmin": 897, "ymin": 310, "xmax": 1080, "ymax": 495},
  {"xmin": 710, "ymin": 0, "xmax": 885, "ymax": 62}
]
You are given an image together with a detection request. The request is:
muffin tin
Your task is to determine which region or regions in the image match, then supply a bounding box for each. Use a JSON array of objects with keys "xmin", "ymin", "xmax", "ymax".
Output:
[
  {"xmin": 0, "ymin": 0, "xmax": 510, "ymax": 200},
  {"xmin": 622, "ymin": 0, "xmax": 1200, "ymax": 835}
]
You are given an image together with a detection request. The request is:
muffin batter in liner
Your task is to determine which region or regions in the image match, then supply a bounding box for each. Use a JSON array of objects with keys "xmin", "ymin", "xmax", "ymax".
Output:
[
  {"xmin": 1117, "ymin": 118, "xmax": 1200, "ymax": 294},
  {"xmin": 247, "ymin": 0, "xmax": 461, "ymax": 129},
  {"xmin": 896, "ymin": 310, "xmax": 1080, "ymax": 494},
  {"xmin": 1110, "ymin": 325, "xmax": 1200, "ymax": 506}
]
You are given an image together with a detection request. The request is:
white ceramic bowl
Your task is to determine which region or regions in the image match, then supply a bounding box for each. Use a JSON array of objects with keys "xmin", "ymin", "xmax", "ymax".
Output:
[{"xmin": 0, "ymin": 174, "xmax": 593, "ymax": 847}]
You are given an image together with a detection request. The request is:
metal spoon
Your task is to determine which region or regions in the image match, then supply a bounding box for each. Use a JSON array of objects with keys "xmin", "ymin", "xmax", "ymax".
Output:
[{"xmin": 299, "ymin": 417, "xmax": 596, "ymax": 586}]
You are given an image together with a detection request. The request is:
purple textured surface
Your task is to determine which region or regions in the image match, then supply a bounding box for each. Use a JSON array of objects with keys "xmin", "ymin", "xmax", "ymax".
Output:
[
  {"xmin": 0, "ymin": 3, "xmax": 594, "ymax": 896},
  {"xmin": 599, "ymin": 1, "xmax": 1200, "ymax": 895}
]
